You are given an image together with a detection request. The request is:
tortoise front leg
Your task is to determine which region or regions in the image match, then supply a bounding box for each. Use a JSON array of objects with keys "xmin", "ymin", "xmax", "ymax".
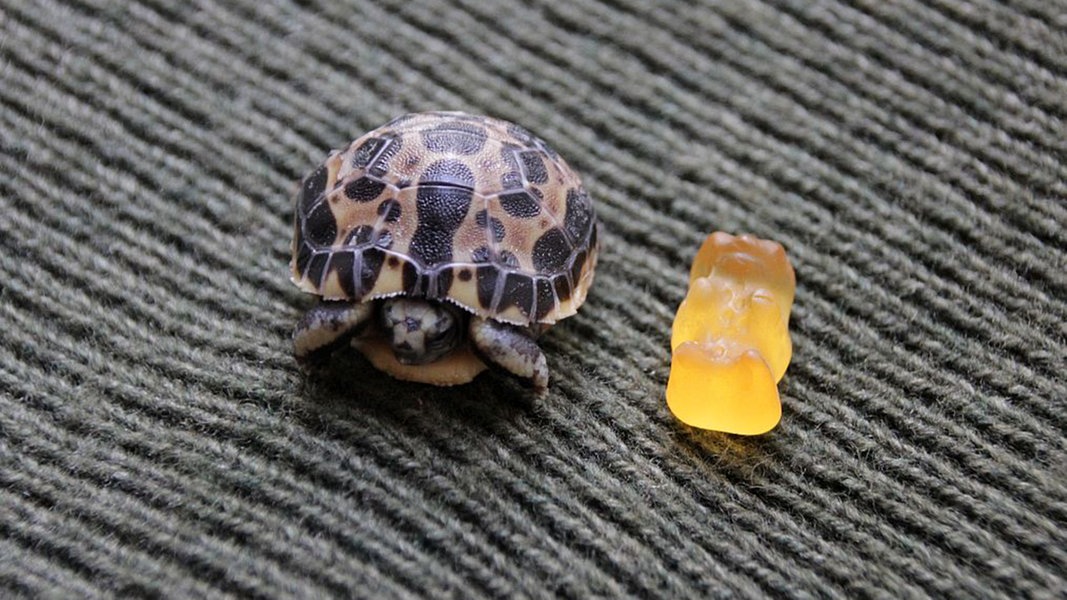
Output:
[
  {"xmin": 293, "ymin": 300, "xmax": 375, "ymax": 367},
  {"xmin": 469, "ymin": 317, "xmax": 549, "ymax": 392}
]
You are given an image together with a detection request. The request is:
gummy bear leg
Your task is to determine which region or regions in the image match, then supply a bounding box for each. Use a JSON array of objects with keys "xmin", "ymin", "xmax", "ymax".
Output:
[{"xmin": 666, "ymin": 341, "xmax": 782, "ymax": 435}]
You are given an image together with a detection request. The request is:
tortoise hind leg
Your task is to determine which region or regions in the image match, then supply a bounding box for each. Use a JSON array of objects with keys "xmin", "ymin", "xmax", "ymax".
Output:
[
  {"xmin": 294, "ymin": 300, "xmax": 375, "ymax": 367},
  {"xmin": 469, "ymin": 317, "xmax": 549, "ymax": 392}
]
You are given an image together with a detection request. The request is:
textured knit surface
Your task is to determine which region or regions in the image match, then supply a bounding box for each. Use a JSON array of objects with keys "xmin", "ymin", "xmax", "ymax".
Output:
[{"xmin": 2, "ymin": 1, "xmax": 1066, "ymax": 598}]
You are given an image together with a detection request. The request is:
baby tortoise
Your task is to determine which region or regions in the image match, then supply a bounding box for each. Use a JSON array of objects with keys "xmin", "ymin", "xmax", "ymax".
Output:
[{"xmin": 290, "ymin": 112, "xmax": 599, "ymax": 391}]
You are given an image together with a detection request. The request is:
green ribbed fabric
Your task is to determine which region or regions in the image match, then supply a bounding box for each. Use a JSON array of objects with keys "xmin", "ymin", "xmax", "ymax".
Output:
[{"xmin": 2, "ymin": 0, "xmax": 1065, "ymax": 597}]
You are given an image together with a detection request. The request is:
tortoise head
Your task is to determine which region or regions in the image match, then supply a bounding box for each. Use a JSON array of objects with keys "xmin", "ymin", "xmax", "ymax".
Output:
[{"xmin": 380, "ymin": 298, "xmax": 464, "ymax": 365}]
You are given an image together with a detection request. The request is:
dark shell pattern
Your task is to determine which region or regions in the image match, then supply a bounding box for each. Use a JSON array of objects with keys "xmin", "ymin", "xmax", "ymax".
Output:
[{"xmin": 291, "ymin": 112, "xmax": 599, "ymax": 325}]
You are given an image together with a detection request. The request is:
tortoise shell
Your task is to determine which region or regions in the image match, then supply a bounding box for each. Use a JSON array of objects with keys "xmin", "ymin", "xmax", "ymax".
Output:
[{"xmin": 291, "ymin": 112, "xmax": 599, "ymax": 325}]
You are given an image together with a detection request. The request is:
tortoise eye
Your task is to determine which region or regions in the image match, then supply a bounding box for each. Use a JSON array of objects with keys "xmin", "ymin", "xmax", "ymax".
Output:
[
  {"xmin": 426, "ymin": 328, "xmax": 455, "ymax": 351},
  {"xmin": 427, "ymin": 325, "xmax": 452, "ymax": 343}
]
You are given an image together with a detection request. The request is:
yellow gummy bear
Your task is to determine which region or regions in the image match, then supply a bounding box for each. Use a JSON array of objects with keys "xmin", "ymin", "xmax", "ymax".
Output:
[{"xmin": 666, "ymin": 232, "xmax": 796, "ymax": 435}]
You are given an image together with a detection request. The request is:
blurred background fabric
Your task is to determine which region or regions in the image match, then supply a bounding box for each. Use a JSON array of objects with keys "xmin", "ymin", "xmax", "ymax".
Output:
[{"xmin": 2, "ymin": 1, "xmax": 1065, "ymax": 597}]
